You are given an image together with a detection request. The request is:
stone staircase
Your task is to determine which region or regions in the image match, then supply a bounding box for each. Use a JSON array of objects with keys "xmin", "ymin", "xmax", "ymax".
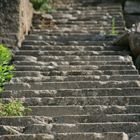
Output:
[{"xmin": 1, "ymin": 1, "xmax": 140, "ymax": 140}]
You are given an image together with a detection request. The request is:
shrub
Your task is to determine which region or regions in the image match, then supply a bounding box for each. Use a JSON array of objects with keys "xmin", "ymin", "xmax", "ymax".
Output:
[
  {"xmin": 0, "ymin": 44, "xmax": 12, "ymax": 65},
  {"xmin": 0, "ymin": 65, "xmax": 14, "ymax": 91},
  {"xmin": 0, "ymin": 99, "xmax": 31, "ymax": 116},
  {"xmin": 30, "ymin": 0, "xmax": 53, "ymax": 12}
]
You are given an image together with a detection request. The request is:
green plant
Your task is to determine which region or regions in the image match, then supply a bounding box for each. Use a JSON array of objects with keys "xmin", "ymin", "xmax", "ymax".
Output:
[
  {"xmin": 0, "ymin": 44, "xmax": 12, "ymax": 65},
  {"xmin": 0, "ymin": 99, "xmax": 31, "ymax": 116},
  {"xmin": 30, "ymin": 0, "xmax": 53, "ymax": 12},
  {"xmin": 0, "ymin": 65, "xmax": 14, "ymax": 90},
  {"xmin": 111, "ymin": 17, "xmax": 118, "ymax": 35}
]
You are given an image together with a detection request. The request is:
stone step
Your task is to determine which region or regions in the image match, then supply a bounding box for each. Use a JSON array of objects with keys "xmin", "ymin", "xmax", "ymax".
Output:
[
  {"xmin": 53, "ymin": 123, "xmax": 140, "ymax": 134},
  {"xmin": 30, "ymin": 29, "xmax": 124, "ymax": 36},
  {"xmin": 14, "ymin": 65, "xmax": 136, "ymax": 71},
  {"xmin": 30, "ymin": 30, "xmax": 124, "ymax": 35},
  {"xmin": 0, "ymin": 134, "xmax": 54, "ymax": 140},
  {"xmin": 55, "ymin": 132, "xmax": 128, "ymax": 140},
  {"xmin": 54, "ymin": 20, "xmax": 124, "ymax": 26},
  {"xmin": 55, "ymin": 7, "xmax": 122, "ymax": 12},
  {"xmin": 14, "ymin": 55, "xmax": 131, "ymax": 62},
  {"xmin": 4, "ymin": 80, "xmax": 140, "ymax": 90},
  {"xmin": 22, "ymin": 40, "xmax": 114, "ymax": 46},
  {"xmin": 50, "ymin": 17, "xmax": 123, "ymax": 22},
  {"xmin": 11, "ymin": 75, "xmax": 139, "ymax": 83},
  {"xmin": 0, "ymin": 133, "xmax": 128, "ymax": 140},
  {"xmin": 20, "ymin": 45, "xmax": 126, "ymax": 51},
  {"xmin": 49, "ymin": 13, "xmax": 123, "ymax": 19},
  {"xmin": 55, "ymin": 25, "xmax": 124, "ymax": 30},
  {"xmin": 33, "ymin": 22, "xmax": 123, "ymax": 29},
  {"xmin": 29, "ymin": 105, "xmax": 140, "ymax": 116},
  {"xmin": 13, "ymin": 70, "xmax": 138, "ymax": 77},
  {"xmin": 0, "ymin": 116, "xmax": 52, "ymax": 126},
  {"xmin": 15, "ymin": 51, "xmax": 129, "ymax": 56},
  {"xmin": 2, "ymin": 88, "xmax": 140, "ymax": 98},
  {"xmin": 54, "ymin": 114, "xmax": 140, "ymax": 123},
  {"xmin": 50, "ymin": 10, "xmax": 123, "ymax": 14},
  {"xmin": 3, "ymin": 96, "xmax": 140, "ymax": 106},
  {"xmin": 25, "ymin": 35, "xmax": 118, "ymax": 42},
  {"xmin": 13, "ymin": 61, "xmax": 132, "ymax": 66}
]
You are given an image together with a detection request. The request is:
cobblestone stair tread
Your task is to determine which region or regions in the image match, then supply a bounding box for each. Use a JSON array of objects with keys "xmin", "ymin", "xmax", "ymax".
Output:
[{"xmin": 1, "ymin": 1, "xmax": 140, "ymax": 140}]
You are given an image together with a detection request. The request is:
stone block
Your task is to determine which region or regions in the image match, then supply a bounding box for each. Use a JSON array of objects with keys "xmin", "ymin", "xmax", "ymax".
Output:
[
  {"xmin": 0, "ymin": 0, "xmax": 33, "ymax": 47},
  {"xmin": 131, "ymin": 135, "xmax": 140, "ymax": 140},
  {"xmin": 129, "ymin": 32, "xmax": 140, "ymax": 56},
  {"xmin": 124, "ymin": 1, "xmax": 140, "ymax": 14}
]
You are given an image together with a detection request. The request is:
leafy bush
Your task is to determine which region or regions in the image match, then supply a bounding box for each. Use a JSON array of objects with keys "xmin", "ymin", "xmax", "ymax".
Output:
[
  {"xmin": 0, "ymin": 99, "xmax": 31, "ymax": 116},
  {"xmin": 30, "ymin": 0, "xmax": 53, "ymax": 12},
  {"xmin": 0, "ymin": 65, "xmax": 14, "ymax": 92},
  {"xmin": 0, "ymin": 45, "xmax": 14, "ymax": 92},
  {"xmin": 0, "ymin": 44, "xmax": 12, "ymax": 65},
  {"xmin": 0, "ymin": 44, "xmax": 31, "ymax": 116}
]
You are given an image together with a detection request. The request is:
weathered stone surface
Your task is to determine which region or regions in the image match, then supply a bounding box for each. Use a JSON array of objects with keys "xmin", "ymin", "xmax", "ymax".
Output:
[
  {"xmin": 0, "ymin": 0, "xmax": 33, "ymax": 47},
  {"xmin": 56, "ymin": 132, "xmax": 128, "ymax": 140},
  {"xmin": 124, "ymin": 1, "xmax": 140, "ymax": 14},
  {"xmin": 135, "ymin": 55, "xmax": 140, "ymax": 70},
  {"xmin": 131, "ymin": 135, "xmax": 140, "ymax": 140},
  {"xmin": 129, "ymin": 32, "xmax": 140, "ymax": 56},
  {"xmin": 0, "ymin": 1, "xmax": 139, "ymax": 140}
]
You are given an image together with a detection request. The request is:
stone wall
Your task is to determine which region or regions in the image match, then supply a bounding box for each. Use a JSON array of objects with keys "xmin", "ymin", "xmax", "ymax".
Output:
[
  {"xmin": 124, "ymin": 1, "xmax": 140, "ymax": 28},
  {"xmin": 0, "ymin": 0, "xmax": 33, "ymax": 48}
]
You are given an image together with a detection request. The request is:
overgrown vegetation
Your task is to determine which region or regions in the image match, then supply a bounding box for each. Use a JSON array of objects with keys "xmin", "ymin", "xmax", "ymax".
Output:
[
  {"xmin": 0, "ymin": 44, "xmax": 13, "ymax": 92},
  {"xmin": 0, "ymin": 44, "xmax": 12, "ymax": 65},
  {"xmin": 30, "ymin": 0, "xmax": 54, "ymax": 12},
  {"xmin": 0, "ymin": 99, "xmax": 31, "ymax": 116},
  {"xmin": 0, "ymin": 44, "xmax": 30, "ymax": 116},
  {"xmin": 111, "ymin": 17, "xmax": 118, "ymax": 35},
  {"xmin": 0, "ymin": 65, "xmax": 14, "ymax": 92}
]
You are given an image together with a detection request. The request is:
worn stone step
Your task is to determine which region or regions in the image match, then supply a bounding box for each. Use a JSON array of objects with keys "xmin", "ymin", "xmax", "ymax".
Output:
[
  {"xmin": 3, "ymin": 96, "xmax": 140, "ymax": 106},
  {"xmin": 51, "ymin": 122, "xmax": 140, "ymax": 134},
  {"xmin": 2, "ymin": 88, "xmax": 140, "ymax": 98},
  {"xmin": 13, "ymin": 61, "xmax": 132, "ymax": 66},
  {"xmin": 54, "ymin": 20, "xmax": 125, "ymax": 26},
  {"xmin": 30, "ymin": 28, "xmax": 124, "ymax": 35},
  {"xmin": 54, "ymin": 114, "xmax": 140, "ymax": 123},
  {"xmin": 50, "ymin": 14, "xmax": 123, "ymax": 21},
  {"xmin": 11, "ymin": 75, "xmax": 140, "ymax": 83},
  {"xmin": 55, "ymin": 5, "xmax": 122, "ymax": 11},
  {"xmin": 0, "ymin": 134, "xmax": 54, "ymax": 140},
  {"xmin": 30, "ymin": 30, "xmax": 124, "ymax": 35},
  {"xmin": 22, "ymin": 122, "xmax": 140, "ymax": 134},
  {"xmin": 29, "ymin": 105, "xmax": 140, "ymax": 116},
  {"xmin": 0, "ymin": 116, "xmax": 52, "ymax": 126},
  {"xmin": 14, "ymin": 65, "xmax": 136, "ymax": 71},
  {"xmin": 55, "ymin": 132, "xmax": 128, "ymax": 140},
  {"xmin": 20, "ymin": 45, "xmax": 126, "ymax": 51},
  {"xmin": 50, "ymin": 11, "xmax": 123, "ymax": 16},
  {"xmin": 55, "ymin": 25, "xmax": 124, "ymax": 31},
  {"xmin": 15, "ymin": 51, "xmax": 129, "ymax": 56},
  {"xmin": 25, "ymin": 35, "xmax": 118, "ymax": 42},
  {"xmin": 5, "ymin": 80, "xmax": 140, "ymax": 90},
  {"xmin": 13, "ymin": 70, "xmax": 139, "ymax": 77},
  {"xmin": 14, "ymin": 55, "xmax": 131, "ymax": 62},
  {"xmin": 0, "ymin": 133, "xmax": 128, "ymax": 140},
  {"xmin": 22, "ymin": 40, "xmax": 114, "ymax": 46}
]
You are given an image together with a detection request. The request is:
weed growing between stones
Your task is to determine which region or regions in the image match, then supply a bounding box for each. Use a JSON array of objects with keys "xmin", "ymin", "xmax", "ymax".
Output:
[
  {"xmin": 0, "ymin": 44, "xmax": 31, "ymax": 116},
  {"xmin": 0, "ymin": 44, "xmax": 14, "ymax": 92},
  {"xmin": 111, "ymin": 17, "xmax": 118, "ymax": 35},
  {"xmin": 0, "ymin": 99, "xmax": 31, "ymax": 116},
  {"xmin": 30, "ymin": 0, "xmax": 54, "ymax": 12},
  {"xmin": 0, "ymin": 65, "xmax": 14, "ymax": 92}
]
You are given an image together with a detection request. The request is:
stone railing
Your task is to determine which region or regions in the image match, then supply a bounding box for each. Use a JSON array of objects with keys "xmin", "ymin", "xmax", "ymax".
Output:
[{"xmin": 0, "ymin": 0, "xmax": 33, "ymax": 48}]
